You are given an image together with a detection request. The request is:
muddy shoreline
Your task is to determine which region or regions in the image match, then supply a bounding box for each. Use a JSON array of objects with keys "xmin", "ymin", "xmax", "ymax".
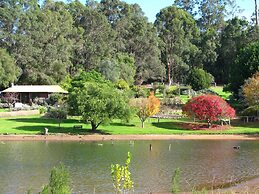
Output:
[{"xmin": 1, "ymin": 134, "xmax": 259, "ymax": 141}]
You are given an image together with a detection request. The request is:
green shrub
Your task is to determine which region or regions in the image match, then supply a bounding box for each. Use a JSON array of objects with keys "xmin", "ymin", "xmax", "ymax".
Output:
[
  {"xmin": 157, "ymin": 84, "xmax": 165, "ymax": 93},
  {"xmin": 45, "ymin": 106, "xmax": 68, "ymax": 128},
  {"xmin": 40, "ymin": 163, "xmax": 71, "ymax": 194},
  {"xmin": 186, "ymin": 68, "xmax": 214, "ymax": 91},
  {"xmin": 46, "ymin": 94, "xmax": 63, "ymax": 106},
  {"xmin": 39, "ymin": 106, "xmax": 47, "ymax": 114},
  {"xmin": 45, "ymin": 107, "xmax": 67, "ymax": 120},
  {"xmin": 131, "ymin": 85, "xmax": 149, "ymax": 98},
  {"xmin": 165, "ymin": 86, "xmax": 179, "ymax": 97},
  {"xmin": 116, "ymin": 79, "xmax": 130, "ymax": 90}
]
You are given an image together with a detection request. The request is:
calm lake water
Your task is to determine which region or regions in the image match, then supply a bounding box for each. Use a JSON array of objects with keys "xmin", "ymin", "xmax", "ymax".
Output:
[{"xmin": 0, "ymin": 140, "xmax": 259, "ymax": 193}]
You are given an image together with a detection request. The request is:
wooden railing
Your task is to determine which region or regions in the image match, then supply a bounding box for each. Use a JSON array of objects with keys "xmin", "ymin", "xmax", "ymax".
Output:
[
  {"xmin": 238, "ymin": 116, "xmax": 259, "ymax": 123},
  {"xmin": 150, "ymin": 114, "xmax": 182, "ymax": 123}
]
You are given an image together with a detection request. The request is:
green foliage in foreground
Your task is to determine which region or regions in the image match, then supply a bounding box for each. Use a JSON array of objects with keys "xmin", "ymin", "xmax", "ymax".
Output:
[
  {"xmin": 0, "ymin": 115, "xmax": 258, "ymax": 135},
  {"xmin": 40, "ymin": 163, "xmax": 71, "ymax": 194},
  {"xmin": 111, "ymin": 152, "xmax": 134, "ymax": 193},
  {"xmin": 172, "ymin": 168, "xmax": 181, "ymax": 194}
]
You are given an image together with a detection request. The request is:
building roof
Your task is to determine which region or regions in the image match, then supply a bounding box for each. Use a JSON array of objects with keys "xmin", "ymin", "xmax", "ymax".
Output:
[{"xmin": 1, "ymin": 85, "xmax": 68, "ymax": 94}]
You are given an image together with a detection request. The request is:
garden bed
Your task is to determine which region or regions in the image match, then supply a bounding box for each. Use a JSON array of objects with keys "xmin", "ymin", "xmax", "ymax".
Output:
[{"xmin": 181, "ymin": 122, "xmax": 230, "ymax": 130}]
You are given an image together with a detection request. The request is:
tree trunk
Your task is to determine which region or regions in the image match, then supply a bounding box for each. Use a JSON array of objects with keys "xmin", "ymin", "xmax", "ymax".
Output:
[
  {"xmin": 207, "ymin": 120, "xmax": 211, "ymax": 128},
  {"xmin": 255, "ymin": 0, "xmax": 259, "ymax": 26},
  {"xmin": 91, "ymin": 121, "xmax": 97, "ymax": 131},
  {"xmin": 167, "ymin": 61, "xmax": 172, "ymax": 86},
  {"xmin": 141, "ymin": 120, "xmax": 145, "ymax": 128}
]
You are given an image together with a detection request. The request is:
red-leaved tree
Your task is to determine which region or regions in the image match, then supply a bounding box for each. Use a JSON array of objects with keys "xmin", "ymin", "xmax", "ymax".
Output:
[{"xmin": 182, "ymin": 95, "xmax": 235, "ymax": 127}]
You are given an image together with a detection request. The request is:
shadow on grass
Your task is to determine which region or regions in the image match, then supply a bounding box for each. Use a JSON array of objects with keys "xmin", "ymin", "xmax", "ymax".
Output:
[
  {"xmin": 152, "ymin": 120, "xmax": 259, "ymax": 136},
  {"xmin": 151, "ymin": 121, "xmax": 186, "ymax": 131},
  {"xmin": 8, "ymin": 117, "xmax": 80, "ymax": 124},
  {"xmin": 109, "ymin": 122, "xmax": 135, "ymax": 127},
  {"xmin": 13, "ymin": 125, "xmax": 111, "ymax": 135}
]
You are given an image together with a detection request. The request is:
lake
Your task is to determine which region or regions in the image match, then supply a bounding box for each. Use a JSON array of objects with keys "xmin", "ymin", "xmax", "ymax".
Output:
[{"xmin": 0, "ymin": 140, "xmax": 259, "ymax": 193}]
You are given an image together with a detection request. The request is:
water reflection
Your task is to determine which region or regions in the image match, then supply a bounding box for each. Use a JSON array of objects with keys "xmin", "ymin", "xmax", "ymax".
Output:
[{"xmin": 0, "ymin": 140, "xmax": 259, "ymax": 193}]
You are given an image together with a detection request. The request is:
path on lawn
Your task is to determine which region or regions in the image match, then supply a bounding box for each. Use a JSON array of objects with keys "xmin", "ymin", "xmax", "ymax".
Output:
[{"xmin": 0, "ymin": 134, "xmax": 259, "ymax": 141}]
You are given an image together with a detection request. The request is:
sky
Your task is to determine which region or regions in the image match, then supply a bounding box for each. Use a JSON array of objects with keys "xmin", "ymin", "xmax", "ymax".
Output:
[{"xmin": 84, "ymin": 0, "xmax": 255, "ymax": 22}]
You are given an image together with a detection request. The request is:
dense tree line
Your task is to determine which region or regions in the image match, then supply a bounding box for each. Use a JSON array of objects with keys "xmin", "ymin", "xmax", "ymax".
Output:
[{"xmin": 0, "ymin": 0, "xmax": 258, "ymax": 96}]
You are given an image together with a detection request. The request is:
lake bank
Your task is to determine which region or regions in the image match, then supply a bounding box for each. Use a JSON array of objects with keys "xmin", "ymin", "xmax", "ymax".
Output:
[{"xmin": 1, "ymin": 134, "xmax": 259, "ymax": 141}]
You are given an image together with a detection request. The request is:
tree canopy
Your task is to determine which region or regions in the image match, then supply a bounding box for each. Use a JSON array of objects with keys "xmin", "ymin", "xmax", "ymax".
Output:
[
  {"xmin": 242, "ymin": 71, "xmax": 259, "ymax": 106},
  {"xmin": 0, "ymin": 0, "xmax": 258, "ymax": 101},
  {"xmin": 155, "ymin": 5, "xmax": 199, "ymax": 85},
  {"xmin": 228, "ymin": 41, "xmax": 259, "ymax": 95},
  {"xmin": 68, "ymin": 71, "xmax": 131, "ymax": 131},
  {"xmin": 0, "ymin": 48, "xmax": 20, "ymax": 88},
  {"xmin": 186, "ymin": 68, "xmax": 214, "ymax": 91},
  {"xmin": 183, "ymin": 95, "xmax": 236, "ymax": 127}
]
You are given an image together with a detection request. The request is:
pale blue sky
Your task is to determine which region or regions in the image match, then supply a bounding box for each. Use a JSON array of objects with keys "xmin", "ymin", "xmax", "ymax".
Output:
[
  {"xmin": 122, "ymin": 0, "xmax": 254, "ymax": 22},
  {"xmin": 80, "ymin": 0, "xmax": 255, "ymax": 22}
]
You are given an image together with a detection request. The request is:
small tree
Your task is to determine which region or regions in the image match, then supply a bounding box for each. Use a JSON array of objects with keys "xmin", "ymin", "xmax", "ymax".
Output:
[
  {"xmin": 130, "ymin": 92, "xmax": 160, "ymax": 128},
  {"xmin": 183, "ymin": 95, "xmax": 235, "ymax": 127},
  {"xmin": 0, "ymin": 48, "xmax": 20, "ymax": 88},
  {"xmin": 45, "ymin": 94, "xmax": 68, "ymax": 129},
  {"xmin": 45, "ymin": 106, "xmax": 68, "ymax": 129},
  {"xmin": 111, "ymin": 152, "xmax": 134, "ymax": 194},
  {"xmin": 68, "ymin": 73, "xmax": 131, "ymax": 131},
  {"xmin": 186, "ymin": 68, "xmax": 214, "ymax": 91}
]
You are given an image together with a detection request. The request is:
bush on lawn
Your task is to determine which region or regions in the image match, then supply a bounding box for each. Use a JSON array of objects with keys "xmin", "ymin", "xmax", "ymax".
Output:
[
  {"xmin": 183, "ymin": 95, "xmax": 235, "ymax": 127},
  {"xmin": 45, "ymin": 107, "xmax": 67, "ymax": 120},
  {"xmin": 186, "ymin": 68, "xmax": 214, "ymax": 91}
]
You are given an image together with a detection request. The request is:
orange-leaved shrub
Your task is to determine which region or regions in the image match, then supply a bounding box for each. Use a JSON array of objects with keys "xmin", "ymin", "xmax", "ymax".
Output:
[{"xmin": 130, "ymin": 92, "xmax": 160, "ymax": 128}]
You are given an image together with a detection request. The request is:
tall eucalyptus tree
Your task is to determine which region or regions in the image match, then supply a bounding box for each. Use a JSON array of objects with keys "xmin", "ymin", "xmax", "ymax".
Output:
[{"xmin": 155, "ymin": 6, "xmax": 199, "ymax": 85}]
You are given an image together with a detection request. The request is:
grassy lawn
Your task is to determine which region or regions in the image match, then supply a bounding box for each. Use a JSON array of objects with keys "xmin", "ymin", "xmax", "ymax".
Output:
[
  {"xmin": 0, "ymin": 108, "xmax": 9, "ymax": 112},
  {"xmin": 210, "ymin": 86, "xmax": 232, "ymax": 100},
  {"xmin": 0, "ymin": 115, "xmax": 258, "ymax": 135},
  {"xmin": 180, "ymin": 95, "xmax": 190, "ymax": 103}
]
